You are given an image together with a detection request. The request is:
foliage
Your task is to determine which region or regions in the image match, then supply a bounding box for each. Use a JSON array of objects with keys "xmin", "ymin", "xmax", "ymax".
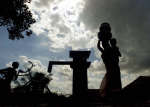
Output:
[{"xmin": 0, "ymin": 0, "xmax": 36, "ymax": 40}]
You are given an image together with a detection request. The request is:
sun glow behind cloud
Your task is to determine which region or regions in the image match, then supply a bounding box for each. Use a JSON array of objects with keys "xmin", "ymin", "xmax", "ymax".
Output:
[{"xmin": 28, "ymin": 0, "xmax": 97, "ymax": 51}]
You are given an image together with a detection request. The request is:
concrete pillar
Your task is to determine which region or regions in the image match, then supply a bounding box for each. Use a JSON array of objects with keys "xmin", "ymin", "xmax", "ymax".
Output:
[{"xmin": 70, "ymin": 51, "xmax": 91, "ymax": 97}]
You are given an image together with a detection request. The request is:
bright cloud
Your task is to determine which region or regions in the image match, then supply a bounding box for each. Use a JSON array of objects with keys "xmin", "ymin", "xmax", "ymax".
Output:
[{"xmin": 28, "ymin": 0, "xmax": 98, "ymax": 51}]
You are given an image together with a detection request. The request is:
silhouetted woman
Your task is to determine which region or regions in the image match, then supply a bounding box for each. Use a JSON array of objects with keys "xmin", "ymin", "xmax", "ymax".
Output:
[
  {"xmin": 98, "ymin": 22, "xmax": 112, "ymax": 48},
  {"xmin": 97, "ymin": 40, "xmax": 113, "ymax": 97},
  {"xmin": 97, "ymin": 38, "xmax": 122, "ymax": 97}
]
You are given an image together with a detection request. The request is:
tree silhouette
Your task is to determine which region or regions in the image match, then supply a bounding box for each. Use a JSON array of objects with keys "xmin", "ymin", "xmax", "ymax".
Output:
[{"xmin": 0, "ymin": 0, "xmax": 36, "ymax": 40}]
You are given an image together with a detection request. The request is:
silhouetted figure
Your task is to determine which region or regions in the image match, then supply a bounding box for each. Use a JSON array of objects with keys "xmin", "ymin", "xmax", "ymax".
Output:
[
  {"xmin": 0, "ymin": 62, "xmax": 19, "ymax": 94},
  {"xmin": 97, "ymin": 23, "xmax": 122, "ymax": 97},
  {"xmin": 110, "ymin": 38, "xmax": 121, "ymax": 64},
  {"xmin": 97, "ymin": 40, "xmax": 113, "ymax": 97},
  {"xmin": 98, "ymin": 22, "xmax": 112, "ymax": 47},
  {"xmin": 109, "ymin": 38, "xmax": 122, "ymax": 93}
]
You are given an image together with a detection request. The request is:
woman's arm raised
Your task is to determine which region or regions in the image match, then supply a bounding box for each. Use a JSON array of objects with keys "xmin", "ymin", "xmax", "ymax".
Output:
[{"xmin": 97, "ymin": 40, "xmax": 104, "ymax": 53}]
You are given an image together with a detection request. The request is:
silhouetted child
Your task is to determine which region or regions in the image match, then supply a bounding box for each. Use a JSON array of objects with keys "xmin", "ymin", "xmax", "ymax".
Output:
[
  {"xmin": 110, "ymin": 38, "xmax": 121, "ymax": 64},
  {"xmin": 0, "ymin": 62, "xmax": 19, "ymax": 94},
  {"xmin": 98, "ymin": 22, "xmax": 112, "ymax": 48},
  {"xmin": 110, "ymin": 38, "xmax": 122, "ymax": 92}
]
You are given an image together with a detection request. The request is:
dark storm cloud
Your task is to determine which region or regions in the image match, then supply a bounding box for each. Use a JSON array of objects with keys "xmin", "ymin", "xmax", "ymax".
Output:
[{"xmin": 80, "ymin": 0, "xmax": 150, "ymax": 73}]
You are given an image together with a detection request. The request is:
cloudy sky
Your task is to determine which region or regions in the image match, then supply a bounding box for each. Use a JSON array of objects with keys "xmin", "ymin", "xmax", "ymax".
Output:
[{"xmin": 1, "ymin": 0, "xmax": 150, "ymax": 95}]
